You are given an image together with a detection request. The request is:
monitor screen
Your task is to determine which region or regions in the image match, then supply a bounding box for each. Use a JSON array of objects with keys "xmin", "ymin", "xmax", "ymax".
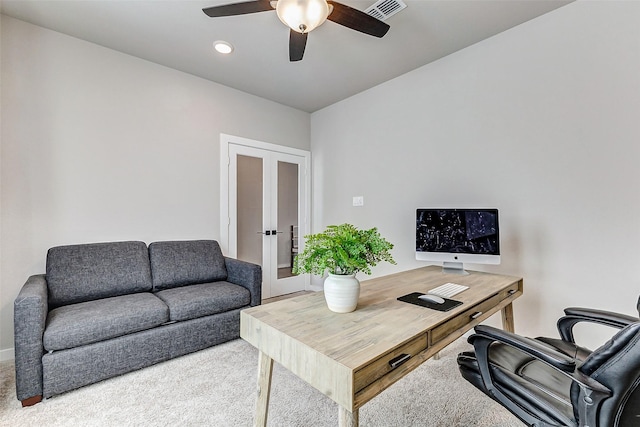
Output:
[{"xmin": 416, "ymin": 208, "xmax": 500, "ymax": 273}]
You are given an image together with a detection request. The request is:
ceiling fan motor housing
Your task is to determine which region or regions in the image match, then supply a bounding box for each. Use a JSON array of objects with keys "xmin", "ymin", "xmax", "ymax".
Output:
[{"xmin": 276, "ymin": 0, "xmax": 330, "ymax": 33}]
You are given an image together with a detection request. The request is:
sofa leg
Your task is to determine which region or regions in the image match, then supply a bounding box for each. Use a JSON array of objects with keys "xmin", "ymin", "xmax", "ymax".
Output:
[{"xmin": 21, "ymin": 395, "xmax": 42, "ymax": 407}]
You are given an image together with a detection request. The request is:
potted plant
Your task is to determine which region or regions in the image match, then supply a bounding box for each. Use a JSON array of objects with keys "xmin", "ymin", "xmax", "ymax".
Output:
[{"xmin": 293, "ymin": 223, "xmax": 396, "ymax": 313}]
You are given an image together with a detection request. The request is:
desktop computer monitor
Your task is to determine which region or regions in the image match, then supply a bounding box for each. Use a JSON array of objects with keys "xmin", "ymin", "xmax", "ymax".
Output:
[{"xmin": 416, "ymin": 208, "xmax": 500, "ymax": 274}]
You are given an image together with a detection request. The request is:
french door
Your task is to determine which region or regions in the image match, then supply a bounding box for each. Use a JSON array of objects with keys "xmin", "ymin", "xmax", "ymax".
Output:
[{"xmin": 220, "ymin": 134, "xmax": 310, "ymax": 299}]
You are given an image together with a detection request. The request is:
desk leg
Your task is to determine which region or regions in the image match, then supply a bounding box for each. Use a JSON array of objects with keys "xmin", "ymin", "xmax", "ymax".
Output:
[
  {"xmin": 255, "ymin": 351, "xmax": 274, "ymax": 427},
  {"xmin": 338, "ymin": 407, "xmax": 359, "ymax": 427},
  {"xmin": 501, "ymin": 302, "xmax": 515, "ymax": 332}
]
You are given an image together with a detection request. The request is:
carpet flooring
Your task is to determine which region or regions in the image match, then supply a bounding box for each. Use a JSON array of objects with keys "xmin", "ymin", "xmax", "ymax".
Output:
[{"xmin": 0, "ymin": 337, "xmax": 521, "ymax": 426}]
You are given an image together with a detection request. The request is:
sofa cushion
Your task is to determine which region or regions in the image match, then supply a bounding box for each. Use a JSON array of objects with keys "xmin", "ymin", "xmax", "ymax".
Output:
[
  {"xmin": 43, "ymin": 293, "xmax": 169, "ymax": 351},
  {"xmin": 46, "ymin": 241, "xmax": 152, "ymax": 308},
  {"xmin": 149, "ymin": 240, "xmax": 228, "ymax": 290},
  {"xmin": 154, "ymin": 281, "xmax": 250, "ymax": 322}
]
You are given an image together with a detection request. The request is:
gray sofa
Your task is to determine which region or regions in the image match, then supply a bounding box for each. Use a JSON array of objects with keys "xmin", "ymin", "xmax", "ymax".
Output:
[{"xmin": 13, "ymin": 239, "xmax": 261, "ymax": 406}]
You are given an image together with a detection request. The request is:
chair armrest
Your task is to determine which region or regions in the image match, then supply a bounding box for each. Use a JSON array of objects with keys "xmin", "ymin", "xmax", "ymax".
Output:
[
  {"xmin": 224, "ymin": 257, "xmax": 262, "ymax": 306},
  {"xmin": 472, "ymin": 324, "xmax": 576, "ymax": 371},
  {"xmin": 558, "ymin": 307, "xmax": 639, "ymax": 343},
  {"xmin": 469, "ymin": 325, "xmax": 611, "ymax": 427},
  {"xmin": 13, "ymin": 275, "xmax": 48, "ymax": 402}
]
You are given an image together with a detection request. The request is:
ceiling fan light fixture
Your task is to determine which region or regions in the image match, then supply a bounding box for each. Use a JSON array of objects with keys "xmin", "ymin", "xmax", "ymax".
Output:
[{"xmin": 276, "ymin": 0, "xmax": 329, "ymax": 33}]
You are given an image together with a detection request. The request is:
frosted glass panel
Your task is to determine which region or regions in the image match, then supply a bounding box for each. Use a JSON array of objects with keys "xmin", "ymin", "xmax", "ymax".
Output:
[
  {"xmin": 237, "ymin": 155, "xmax": 262, "ymax": 266},
  {"xmin": 277, "ymin": 161, "xmax": 298, "ymax": 279}
]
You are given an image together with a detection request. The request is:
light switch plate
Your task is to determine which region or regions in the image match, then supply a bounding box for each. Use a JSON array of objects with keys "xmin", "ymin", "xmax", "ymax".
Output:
[{"xmin": 353, "ymin": 196, "xmax": 364, "ymax": 206}]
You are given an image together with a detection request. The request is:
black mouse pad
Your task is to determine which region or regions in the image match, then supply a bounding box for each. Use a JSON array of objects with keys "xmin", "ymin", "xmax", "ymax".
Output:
[{"xmin": 397, "ymin": 292, "xmax": 463, "ymax": 312}]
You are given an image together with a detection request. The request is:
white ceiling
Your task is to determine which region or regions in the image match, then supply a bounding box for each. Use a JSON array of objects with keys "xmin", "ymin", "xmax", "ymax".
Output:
[{"xmin": 1, "ymin": 0, "xmax": 573, "ymax": 112}]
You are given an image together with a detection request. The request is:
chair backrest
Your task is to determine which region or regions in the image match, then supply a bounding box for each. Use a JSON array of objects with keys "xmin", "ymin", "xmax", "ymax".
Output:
[{"xmin": 574, "ymin": 322, "xmax": 640, "ymax": 427}]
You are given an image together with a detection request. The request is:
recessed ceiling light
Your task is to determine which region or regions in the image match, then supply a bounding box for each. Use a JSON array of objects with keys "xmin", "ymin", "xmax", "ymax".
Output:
[{"xmin": 213, "ymin": 40, "xmax": 234, "ymax": 54}]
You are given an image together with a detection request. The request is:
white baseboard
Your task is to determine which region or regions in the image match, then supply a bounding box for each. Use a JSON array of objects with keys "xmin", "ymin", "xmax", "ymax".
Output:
[{"xmin": 0, "ymin": 347, "xmax": 14, "ymax": 362}]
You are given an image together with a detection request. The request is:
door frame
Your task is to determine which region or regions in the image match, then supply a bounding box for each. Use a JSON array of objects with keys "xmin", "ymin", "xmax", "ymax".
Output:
[{"xmin": 219, "ymin": 133, "xmax": 311, "ymax": 291}]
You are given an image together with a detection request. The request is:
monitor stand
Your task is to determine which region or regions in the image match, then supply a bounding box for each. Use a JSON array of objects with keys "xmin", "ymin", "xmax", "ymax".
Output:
[{"xmin": 442, "ymin": 262, "xmax": 469, "ymax": 275}]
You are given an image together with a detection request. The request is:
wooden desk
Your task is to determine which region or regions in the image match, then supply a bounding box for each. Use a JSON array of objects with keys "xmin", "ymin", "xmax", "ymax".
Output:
[{"xmin": 241, "ymin": 265, "xmax": 523, "ymax": 427}]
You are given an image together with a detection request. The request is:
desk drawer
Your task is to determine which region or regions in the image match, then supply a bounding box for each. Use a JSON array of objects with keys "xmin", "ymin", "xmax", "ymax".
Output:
[
  {"xmin": 430, "ymin": 283, "xmax": 519, "ymax": 344},
  {"xmin": 353, "ymin": 333, "xmax": 428, "ymax": 393}
]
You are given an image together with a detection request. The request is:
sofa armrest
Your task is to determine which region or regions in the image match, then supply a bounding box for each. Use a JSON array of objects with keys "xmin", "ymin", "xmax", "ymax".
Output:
[
  {"xmin": 14, "ymin": 274, "xmax": 48, "ymax": 404},
  {"xmin": 224, "ymin": 257, "xmax": 262, "ymax": 306}
]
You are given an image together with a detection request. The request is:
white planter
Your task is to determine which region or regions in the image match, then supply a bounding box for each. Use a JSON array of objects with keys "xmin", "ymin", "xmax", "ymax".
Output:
[{"xmin": 323, "ymin": 273, "xmax": 360, "ymax": 313}]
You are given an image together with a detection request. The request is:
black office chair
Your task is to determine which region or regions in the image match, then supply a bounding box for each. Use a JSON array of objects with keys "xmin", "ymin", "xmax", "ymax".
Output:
[{"xmin": 457, "ymin": 297, "xmax": 640, "ymax": 426}]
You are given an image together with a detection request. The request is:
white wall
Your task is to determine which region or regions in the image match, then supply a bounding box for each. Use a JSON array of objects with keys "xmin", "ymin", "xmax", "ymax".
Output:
[
  {"xmin": 311, "ymin": 1, "xmax": 640, "ymax": 347},
  {"xmin": 0, "ymin": 15, "xmax": 310, "ymax": 355},
  {"xmin": 0, "ymin": 12, "xmax": 4, "ymax": 358}
]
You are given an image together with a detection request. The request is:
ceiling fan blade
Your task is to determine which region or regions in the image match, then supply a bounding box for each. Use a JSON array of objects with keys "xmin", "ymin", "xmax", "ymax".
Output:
[
  {"xmin": 326, "ymin": 1, "xmax": 390, "ymax": 38},
  {"xmin": 289, "ymin": 30, "xmax": 308, "ymax": 62},
  {"xmin": 203, "ymin": 0, "xmax": 273, "ymax": 18}
]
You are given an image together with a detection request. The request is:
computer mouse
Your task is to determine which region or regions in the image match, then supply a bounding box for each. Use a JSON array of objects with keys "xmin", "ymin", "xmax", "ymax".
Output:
[{"xmin": 417, "ymin": 294, "xmax": 445, "ymax": 304}]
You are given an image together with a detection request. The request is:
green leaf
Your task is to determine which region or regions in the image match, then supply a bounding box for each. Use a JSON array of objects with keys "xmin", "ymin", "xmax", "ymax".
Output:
[{"xmin": 292, "ymin": 223, "xmax": 396, "ymax": 277}]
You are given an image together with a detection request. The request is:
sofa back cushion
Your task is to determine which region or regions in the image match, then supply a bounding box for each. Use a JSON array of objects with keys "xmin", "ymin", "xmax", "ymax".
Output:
[
  {"xmin": 46, "ymin": 241, "xmax": 152, "ymax": 308},
  {"xmin": 149, "ymin": 240, "xmax": 228, "ymax": 290}
]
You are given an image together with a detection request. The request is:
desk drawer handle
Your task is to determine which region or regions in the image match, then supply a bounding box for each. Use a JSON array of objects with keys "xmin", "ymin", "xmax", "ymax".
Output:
[
  {"xmin": 508, "ymin": 289, "xmax": 517, "ymax": 295},
  {"xmin": 389, "ymin": 353, "xmax": 411, "ymax": 369},
  {"xmin": 470, "ymin": 311, "xmax": 483, "ymax": 320}
]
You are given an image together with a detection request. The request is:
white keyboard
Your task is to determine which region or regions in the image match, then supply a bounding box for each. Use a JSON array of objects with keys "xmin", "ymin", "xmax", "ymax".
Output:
[{"xmin": 428, "ymin": 282, "xmax": 469, "ymax": 298}]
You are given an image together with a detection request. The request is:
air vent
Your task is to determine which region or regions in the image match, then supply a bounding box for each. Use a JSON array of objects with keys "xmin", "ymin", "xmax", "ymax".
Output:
[{"xmin": 365, "ymin": 0, "xmax": 407, "ymax": 21}]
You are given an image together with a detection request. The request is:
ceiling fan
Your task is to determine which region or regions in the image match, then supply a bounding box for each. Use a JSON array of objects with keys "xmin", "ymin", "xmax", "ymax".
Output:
[{"xmin": 202, "ymin": 0, "xmax": 390, "ymax": 61}]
